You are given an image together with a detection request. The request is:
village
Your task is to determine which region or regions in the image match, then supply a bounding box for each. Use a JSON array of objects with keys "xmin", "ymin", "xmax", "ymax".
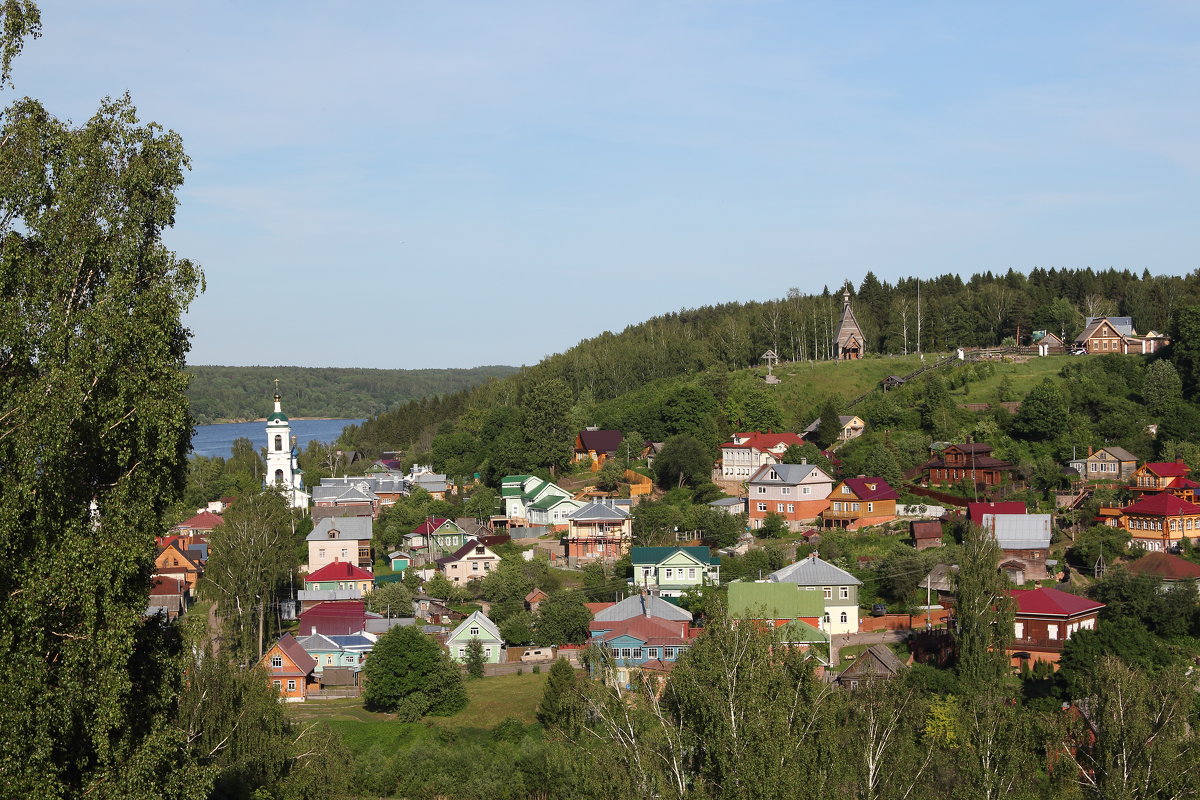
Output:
[{"xmin": 149, "ymin": 295, "xmax": 1199, "ymax": 730}]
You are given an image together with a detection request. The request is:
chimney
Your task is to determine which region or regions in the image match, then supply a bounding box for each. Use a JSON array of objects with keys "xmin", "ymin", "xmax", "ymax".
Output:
[
  {"xmin": 1088, "ymin": 446, "xmax": 1094, "ymax": 456},
  {"xmin": 801, "ymin": 458, "xmax": 807, "ymax": 465}
]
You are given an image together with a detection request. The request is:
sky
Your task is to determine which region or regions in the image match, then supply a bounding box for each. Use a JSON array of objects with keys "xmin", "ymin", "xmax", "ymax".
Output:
[{"xmin": 13, "ymin": 1, "xmax": 1200, "ymax": 369}]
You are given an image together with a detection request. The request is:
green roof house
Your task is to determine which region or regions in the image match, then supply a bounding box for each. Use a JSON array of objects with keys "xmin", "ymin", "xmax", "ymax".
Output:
[{"xmin": 630, "ymin": 546, "xmax": 720, "ymax": 598}]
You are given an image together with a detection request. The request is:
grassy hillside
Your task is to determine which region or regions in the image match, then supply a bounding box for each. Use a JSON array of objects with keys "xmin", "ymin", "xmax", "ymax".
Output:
[{"xmin": 186, "ymin": 364, "xmax": 519, "ymax": 424}]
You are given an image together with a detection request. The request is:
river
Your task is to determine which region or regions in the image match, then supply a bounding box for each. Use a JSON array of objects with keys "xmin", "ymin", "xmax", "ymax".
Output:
[{"xmin": 190, "ymin": 418, "xmax": 365, "ymax": 459}]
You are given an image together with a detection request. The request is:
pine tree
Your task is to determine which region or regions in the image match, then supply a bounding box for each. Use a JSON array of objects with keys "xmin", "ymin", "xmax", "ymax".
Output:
[
  {"xmin": 537, "ymin": 658, "xmax": 579, "ymax": 732},
  {"xmin": 813, "ymin": 395, "xmax": 845, "ymax": 450},
  {"xmin": 953, "ymin": 523, "xmax": 1014, "ymax": 687}
]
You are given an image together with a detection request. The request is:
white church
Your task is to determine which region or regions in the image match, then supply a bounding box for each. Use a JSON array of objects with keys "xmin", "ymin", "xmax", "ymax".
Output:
[{"xmin": 264, "ymin": 391, "xmax": 310, "ymax": 509}]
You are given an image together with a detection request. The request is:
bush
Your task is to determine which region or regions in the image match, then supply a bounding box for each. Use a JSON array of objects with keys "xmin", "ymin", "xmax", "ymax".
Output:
[{"xmin": 491, "ymin": 716, "xmax": 526, "ymax": 743}]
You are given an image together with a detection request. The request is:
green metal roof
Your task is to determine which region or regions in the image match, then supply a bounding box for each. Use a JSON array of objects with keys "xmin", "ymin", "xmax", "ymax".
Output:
[
  {"xmin": 501, "ymin": 487, "xmax": 524, "ymax": 497},
  {"xmin": 266, "ymin": 412, "xmax": 288, "ymax": 423},
  {"xmin": 502, "ymin": 475, "xmax": 535, "ymax": 484},
  {"xmin": 529, "ymin": 495, "xmax": 574, "ymax": 510},
  {"xmin": 630, "ymin": 546, "xmax": 718, "ymax": 566},
  {"xmin": 521, "ymin": 478, "xmax": 546, "ymax": 498},
  {"xmin": 728, "ymin": 583, "xmax": 826, "ymax": 620},
  {"xmin": 776, "ymin": 619, "xmax": 829, "ymax": 643}
]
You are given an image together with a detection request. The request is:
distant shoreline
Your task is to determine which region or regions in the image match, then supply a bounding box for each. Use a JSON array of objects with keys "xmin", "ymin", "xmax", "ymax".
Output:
[{"xmin": 204, "ymin": 417, "xmax": 361, "ymax": 425}]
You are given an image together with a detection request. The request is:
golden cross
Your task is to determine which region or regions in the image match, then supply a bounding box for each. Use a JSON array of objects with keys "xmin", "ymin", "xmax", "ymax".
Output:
[{"xmin": 273, "ymin": 378, "xmax": 279, "ymax": 393}]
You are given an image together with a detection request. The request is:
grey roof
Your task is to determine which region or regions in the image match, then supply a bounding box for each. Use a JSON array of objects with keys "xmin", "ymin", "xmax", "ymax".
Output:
[
  {"xmin": 312, "ymin": 484, "xmax": 377, "ymax": 504},
  {"xmin": 768, "ymin": 555, "xmax": 862, "ymax": 587},
  {"xmin": 1085, "ymin": 316, "xmax": 1135, "ymax": 336},
  {"xmin": 919, "ymin": 563, "xmax": 958, "ymax": 593},
  {"xmin": 1099, "ymin": 446, "xmax": 1138, "ymax": 462},
  {"xmin": 364, "ymin": 617, "xmax": 417, "ymax": 634},
  {"xmin": 569, "ymin": 502, "xmax": 631, "ymax": 521},
  {"xmin": 306, "ymin": 516, "xmax": 373, "ymax": 542},
  {"xmin": 802, "ymin": 415, "xmax": 860, "ymax": 435},
  {"xmin": 748, "ymin": 462, "xmax": 828, "ymax": 485},
  {"xmin": 840, "ymin": 643, "xmax": 904, "ymax": 679},
  {"xmin": 296, "ymin": 633, "xmax": 341, "ymax": 652},
  {"xmin": 297, "ymin": 589, "xmax": 363, "ymax": 602},
  {"xmin": 981, "ymin": 513, "xmax": 1052, "ymax": 549},
  {"xmin": 592, "ymin": 593, "xmax": 693, "ymax": 623},
  {"xmin": 709, "ymin": 497, "xmax": 746, "ymax": 508}
]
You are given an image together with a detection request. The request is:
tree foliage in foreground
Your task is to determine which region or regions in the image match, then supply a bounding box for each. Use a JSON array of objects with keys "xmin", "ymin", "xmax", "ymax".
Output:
[
  {"xmin": 0, "ymin": 5, "xmax": 211, "ymax": 791},
  {"xmin": 362, "ymin": 626, "xmax": 467, "ymax": 719}
]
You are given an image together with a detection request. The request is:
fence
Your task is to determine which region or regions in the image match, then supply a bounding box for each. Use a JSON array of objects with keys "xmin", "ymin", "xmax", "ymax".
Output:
[
  {"xmin": 308, "ymin": 686, "xmax": 361, "ymax": 700},
  {"xmin": 897, "ymin": 504, "xmax": 946, "ymax": 518}
]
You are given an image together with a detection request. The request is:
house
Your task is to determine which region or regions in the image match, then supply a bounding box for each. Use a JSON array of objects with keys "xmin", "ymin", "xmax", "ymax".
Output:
[
  {"xmin": 727, "ymin": 582, "xmax": 828, "ymax": 646},
  {"xmin": 566, "ymin": 501, "xmax": 633, "ymax": 562},
  {"xmin": 1031, "ymin": 330, "xmax": 1066, "ymax": 353},
  {"xmin": 525, "ymin": 587, "xmax": 548, "ymax": 612},
  {"xmin": 1110, "ymin": 493, "xmax": 1200, "ymax": 550},
  {"xmin": 588, "ymin": 614, "xmax": 698, "ymax": 686},
  {"xmin": 387, "ymin": 550, "xmax": 412, "ymax": 573},
  {"xmin": 573, "ymin": 428, "xmax": 624, "ymax": 466},
  {"xmin": 304, "ymin": 561, "xmax": 374, "ymax": 594},
  {"xmin": 298, "ymin": 601, "xmax": 376, "ymax": 637},
  {"xmin": 747, "ymin": 462, "xmax": 835, "ymax": 531},
  {"xmin": 966, "ymin": 501, "xmax": 1027, "ymax": 525},
  {"xmin": 881, "ymin": 375, "xmax": 907, "ymax": 391},
  {"xmin": 1008, "ymin": 587, "xmax": 1104, "ymax": 667},
  {"xmin": 911, "ymin": 520, "xmax": 944, "ymax": 550},
  {"xmin": 1129, "ymin": 460, "xmax": 1192, "ymax": 496},
  {"xmin": 260, "ymin": 633, "xmax": 317, "ymax": 702},
  {"xmin": 1074, "ymin": 316, "xmax": 1166, "ymax": 355},
  {"xmin": 500, "ymin": 475, "xmax": 573, "ymax": 525},
  {"xmin": 837, "ymin": 644, "xmax": 905, "ymax": 688},
  {"xmin": 834, "ymin": 289, "xmax": 866, "ymax": 359},
  {"xmin": 172, "ymin": 510, "xmax": 224, "ymax": 538},
  {"xmin": 297, "ymin": 631, "xmax": 375, "ymax": 680},
  {"xmin": 306, "ymin": 516, "xmax": 372, "ymax": 572},
  {"xmin": 446, "ymin": 611, "xmax": 504, "ymax": 663},
  {"xmin": 436, "ymin": 539, "xmax": 502, "ymax": 584},
  {"xmin": 1124, "ymin": 552, "xmax": 1200, "ymax": 588},
  {"xmin": 919, "ymin": 563, "xmax": 958, "ymax": 606},
  {"xmin": 801, "ymin": 415, "xmax": 867, "ymax": 443},
  {"xmin": 981, "ymin": 513, "xmax": 1053, "ymax": 584},
  {"xmin": 924, "ymin": 443, "xmax": 1014, "ymax": 488},
  {"xmin": 767, "ymin": 554, "xmax": 862, "ymax": 634},
  {"xmin": 413, "ymin": 594, "xmax": 463, "ymax": 625},
  {"xmin": 592, "ymin": 592, "xmax": 693, "ymax": 624},
  {"xmin": 404, "ymin": 517, "xmax": 468, "ymax": 560},
  {"xmin": 719, "ymin": 431, "xmax": 807, "ymax": 479},
  {"xmin": 629, "ymin": 547, "xmax": 720, "ymax": 597},
  {"xmin": 708, "ymin": 496, "xmax": 747, "ymax": 516},
  {"xmin": 146, "ymin": 576, "xmax": 190, "ymax": 620},
  {"xmin": 526, "ymin": 495, "xmax": 587, "ymax": 530},
  {"xmin": 311, "ymin": 483, "xmax": 379, "ymax": 518},
  {"xmin": 1067, "ymin": 446, "xmax": 1139, "ymax": 483},
  {"xmin": 407, "ymin": 466, "xmax": 450, "ymax": 500},
  {"xmin": 821, "ymin": 477, "xmax": 899, "ymax": 529},
  {"xmin": 153, "ymin": 540, "xmax": 204, "ymax": 586}
]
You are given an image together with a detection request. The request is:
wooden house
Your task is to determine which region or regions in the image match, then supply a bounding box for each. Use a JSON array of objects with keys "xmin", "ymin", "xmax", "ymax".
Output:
[
  {"xmin": 1073, "ymin": 316, "xmax": 1167, "ymax": 355},
  {"xmin": 1067, "ymin": 446, "xmax": 1139, "ymax": 483},
  {"xmin": 801, "ymin": 415, "xmax": 866, "ymax": 443},
  {"xmin": 923, "ymin": 443, "xmax": 1014, "ymax": 487},
  {"xmin": 446, "ymin": 611, "xmax": 505, "ymax": 664},
  {"xmin": 837, "ymin": 644, "xmax": 905, "ymax": 688},
  {"xmin": 153, "ymin": 540, "xmax": 204, "ymax": 586},
  {"xmin": 1129, "ymin": 460, "xmax": 1192, "ymax": 496},
  {"xmin": 1125, "ymin": 551, "xmax": 1200, "ymax": 587},
  {"xmin": 821, "ymin": 477, "xmax": 899, "ymax": 529},
  {"xmin": 981, "ymin": 513, "xmax": 1053, "ymax": 584},
  {"xmin": 260, "ymin": 633, "xmax": 317, "ymax": 702},
  {"xmin": 910, "ymin": 520, "xmax": 944, "ymax": 550},
  {"xmin": 630, "ymin": 546, "xmax": 720, "ymax": 597},
  {"xmin": 1112, "ymin": 493, "xmax": 1200, "ymax": 551},
  {"xmin": 306, "ymin": 516, "xmax": 373, "ymax": 573},
  {"xmin": 573, "ymin": 429, "xmax": 624, "ymax": 467},
  {"xmin": 1008, "ymin": 587, "xmax": 1103, "ymax": 668},
  {"xmin": 727, "ymin": 582, "xmax": 827, "ymax": 640}
]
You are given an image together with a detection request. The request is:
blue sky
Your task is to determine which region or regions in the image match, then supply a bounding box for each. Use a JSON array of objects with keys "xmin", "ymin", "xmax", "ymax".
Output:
[{"xmin": 14, "ymin": 1, "xmax": 1200, "ymax": 368}]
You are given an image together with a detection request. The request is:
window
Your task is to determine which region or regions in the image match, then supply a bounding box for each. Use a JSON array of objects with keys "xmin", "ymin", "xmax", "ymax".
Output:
[
  {"xmin": 803, "ymin": 486, "xmax": 811, "ymax": 495},
  {"xmin": 867, "ymin": 502, "xmax": 874, "ymax": 513},
  {"xmin": 852, "ymin": 503, "xmax": 860, "ymax": 511},
  {"xmin": 787, "ymin": 504, "xmax": 794, "ymax": 513},
  {"xmin": 688, "ymin": 568, "xmax": 696, "ymax": 578},
  {"xmin": 632, "ymin": 648, "xmax": 643, "ymax": 659},
  {"xmin": 287, "ymin": 680, "xmax": 296, "ymax": 692},
  {"xmin": 757, "ymin": 502, "xmax": 767, "ymax": 512},
  {"xmin": 326, "ymin": 655, "xmax": 333, "ymax": 664},
  {"xmin": 620, "ymin": 648, "xmax": 633, "ymax": 659},
  {"xmin": 270, "ymin": 656, "xmax": 282, "ymax": 668},
  {"xmin": 777, "ymin": 504, "xmax": 785, "ymax": 513},
  {"xmin": 840, "ymin": 587, "xmax": 849, "ymax": 599},
  {"xmin": 458, "ymin": 647, "xmax": 466, "ymax": 657},
  {"xmin": 823, "ymin": 587, "xmax": 832, "ymax": 599},
  {"xmin": 757, "ymin": 486, "xmax": 767, "ymax": 494},
  {"xmin": 842, "ymin": 485, "xmax": 851, "ymax": 494},
  {"xmin": 665, "ymin": 569, "xmax": 673, "ymax": 579},
  {"xmin": 1014, "ymin": 622, "xmax": 1024, "ymax": 638},
  {"xmin": 470, "ymin": 627, "xmax": 479, "ymax": 636},
  {"xmin": 839, "ymin": 612, "xmax": 847, "ymax": 624},
  {"xmin": 1047, "ymin": 624, "xmax": 1058, "ymax": 640},
  {"xmin": 647, "ymin": 647, "xmax": 659, "ymax": 659},
  {"xmin": 274, "ymin": 434, "xmax": 283, "ymax": 451},
  {"xmin": 485, "ymin": 648, "xmax": 492, "ymax": 658},
  {"xmin": 472, "ymin": 562, "xmax": 480, "ymax": 571},
  {"xmin": 318, "ymin": 548, "xmax": 325, "ymax": 558},
  {"xmin": 781, "ymin": 487, "xmax": 791, "ymax": 495},
  {"xmin": 664, "ymin": 647, "xmax": 676, "ymax": 659},
  {"xmin": 769, "ymin": 470, "xmax": 778, "ymax": 480},
  {"xmin": 272, "ymin": 680, "xmax": 281, "ymax": 690}
]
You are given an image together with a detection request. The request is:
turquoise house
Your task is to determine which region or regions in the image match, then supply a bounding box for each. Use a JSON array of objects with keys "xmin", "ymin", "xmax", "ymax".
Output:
[
  {"xmin": 387, "ymin": 550, "xmax": 412, "ymax": 574},
  {"xmin": 629, "ymin": 546, "xmax": 721, "ymax": 598}
]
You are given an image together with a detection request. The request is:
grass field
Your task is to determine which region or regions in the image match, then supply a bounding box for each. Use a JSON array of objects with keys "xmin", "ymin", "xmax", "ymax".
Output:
[
  {"xmin": 287, "ymin": 671, "xmax": 550, "ymax": 756},
  {"xmin": 954, "ymin": 356, "xmax": 1069, "ymax": 404}
]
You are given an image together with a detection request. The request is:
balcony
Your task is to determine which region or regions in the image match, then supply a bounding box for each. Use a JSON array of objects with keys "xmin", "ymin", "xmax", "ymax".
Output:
[
  {"xmin": 1010, "ymin": 636, "xmax": 1065, "ymax": 653},
  {"xmin": 822, "ymin": 509, "xmax": 864, "ymax": 520}
]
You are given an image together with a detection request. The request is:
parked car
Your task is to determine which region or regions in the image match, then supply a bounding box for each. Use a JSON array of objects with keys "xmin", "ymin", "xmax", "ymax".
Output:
[{"xmin": 871, "ymin": 604, "xmax": 888, "ymax": 617}]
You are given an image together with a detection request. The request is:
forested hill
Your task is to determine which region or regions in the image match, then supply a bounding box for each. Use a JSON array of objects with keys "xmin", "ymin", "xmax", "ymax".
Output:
[
  {"xmin": 341, "ymin": 267, "xmax": 1200, "ymax": 466},
  {"xmin": 186, "ymin": 365, "xmax": 519, "ymax": 423}
]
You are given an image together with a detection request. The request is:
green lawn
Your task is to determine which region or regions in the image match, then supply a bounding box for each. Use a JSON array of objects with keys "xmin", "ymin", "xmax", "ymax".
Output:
[
  {"xmin": 286, "ymin": 671, "xmax": 551, "ymax": 756},
  {"xmin": 955, "ymin": 355, "xmax": 1069, "ymax": 404}
]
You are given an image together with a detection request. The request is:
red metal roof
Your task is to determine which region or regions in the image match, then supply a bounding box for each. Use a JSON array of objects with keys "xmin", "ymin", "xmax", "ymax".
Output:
[
  {"xmin": 1010, "ymin": 587, "xmax": 1104, "ymax": 617},
  {"xmin": 967, "ymin": 501, "xmax": 1027, "ymax": 523},
  {"xmin": 412, "ymin": 517, "xmax": 453, "ymax": 534},
  {"xmin": 1169, "ymin": 477, "xmax": 1200, "ymax": 489},
  {"xmin": 1126, "ymin": 552, "xmax": 1200, "ymax": 581},
  {"xmin": 589, "ymin": 616, "xmax": 691, "ymax": 644},
  {"xmin": 176, "ymin": 511, "xmax": 224, "ymax": 530},
  {"xmin": 271, "ymin": 633, "xmax": 317, "ymax": 675},
  {"xmin": 149, "ymin": 576, "xmax": 189, "ymax": 595},
  {"xmin": 721, "ymin": 432, "xmax": 806, "ymax": 451},
  {"xmin": 842, "ymin": 477, "xmax": 899, "ymax": 501},
  {"xmin": 298, "ymin": 601, "xmax": 368, "ymax": 636},
  {"xmin": 304, "ymin": 561, "xmax": 374, "ymax": 583},
  {"xmin": 1121, "ymin": 493, "xmax": 1200, "ymax": 517},
  {"xmin": 1143, "ymin": 461, "xmax": 1191, "ymax": 478}
]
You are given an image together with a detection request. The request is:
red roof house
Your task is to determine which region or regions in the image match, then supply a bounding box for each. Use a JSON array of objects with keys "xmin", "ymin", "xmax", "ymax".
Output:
[
  {"xmin": 967, "ymin": 501, "xmax": 1027, "ymax": 525},
  {"xmin": 298, "ymin": 601, "xmax": 374, "ymax": 637},
  {"xmin": 1114, "ymin": 493, "xmax": 1200, "ymax": 550},
  {"xmin": 173, "ymin": 510, "xmax": 224, "ymax": 535},
  {"xmin": 259, "ymin": 633, "xmax": 317, "ymax": 702},
  {"xmin": 1125, "ymin": 551, "xmax": 1200, "ymax": 583},
  {"xmin": 1007, "ymin": 587, "xmax": 1104, "ymax": 668},
  {"xmin": 719, "ymin": 431, "xmax": 807, "ymax": 479}
]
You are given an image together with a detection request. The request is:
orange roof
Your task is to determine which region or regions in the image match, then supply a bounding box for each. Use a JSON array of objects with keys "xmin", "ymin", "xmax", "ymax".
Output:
[
  {"xmin": 176, "ymin": 511, "xmax": 224, "ymax": 530},
  {"xmin": 585, "ymin": 602, "xmax": 613, "ymax": 616},
  {"xmin": 1125, "ymin": 552, "xmax": 1200, "ymax": 581}
]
